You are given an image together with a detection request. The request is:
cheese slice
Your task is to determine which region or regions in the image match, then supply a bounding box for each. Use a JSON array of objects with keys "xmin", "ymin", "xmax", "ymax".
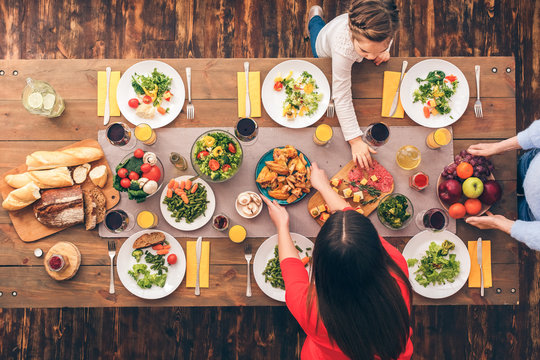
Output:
[
  {"xmin": 360, "ymin": 178, "xmax": 368, "ymax": 186},
  {"xmin": 370, "ymin": 175, "xmax": 378, "ymax": 182},
  {"xmin": 353, "ymin": 191, "xmax": 364, "ymax": 203},
  {"xmin": 343, "ymin": 188, "xmax": 353, "ymax": 198}
]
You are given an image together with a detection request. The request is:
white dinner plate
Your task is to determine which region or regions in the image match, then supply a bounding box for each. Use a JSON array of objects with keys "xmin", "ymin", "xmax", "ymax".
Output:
[
  {"xmin": 159, "ymin": 175, "xmax": 216, "ymax": 231},
  {"xmin": 117, "ymin": 60, "xmax": 185, "ymax": 128},
  {"xmin": 400, "ymin": 59, "xmax": 470, "ymax": 128},
  {"xmin": 402, "ymin": 230, "xmax": 471, "ymax": 299},
  {"xmin": 117, "ymin": 229, "xmax": 186, "ymax": 300},
  {"xmin": 253, "ymin": 233, "xmax": 314, "ymax": 302},
  {"xmin": 261, "ymin": 60, "xmax": 330, "ymax": 128}
]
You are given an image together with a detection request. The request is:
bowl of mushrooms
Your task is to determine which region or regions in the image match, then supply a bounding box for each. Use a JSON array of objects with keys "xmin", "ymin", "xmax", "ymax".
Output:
[{"xmin": 235, "ymin": 191, "xmax": 263, "ymax": 219}]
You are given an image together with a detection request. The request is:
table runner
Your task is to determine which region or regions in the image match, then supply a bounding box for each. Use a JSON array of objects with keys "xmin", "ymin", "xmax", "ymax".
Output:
[{"xmin": 98, "ymin": 126, "xmax": 455, "ymax": 238}]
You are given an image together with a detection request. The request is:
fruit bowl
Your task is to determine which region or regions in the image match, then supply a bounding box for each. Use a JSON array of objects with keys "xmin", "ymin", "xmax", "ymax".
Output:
[{"xmin": 377, "ymin": 193, "xmax": 414, "ymax": 230}]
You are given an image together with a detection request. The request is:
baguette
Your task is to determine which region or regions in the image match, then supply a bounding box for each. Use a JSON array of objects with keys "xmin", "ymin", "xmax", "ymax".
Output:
[
  {"xmin": 33, "ymin": 185, "xmax": 84, "ymax": 227},
  {"xmin": 2, "ymin": 182, "xmax": 41, "ymax": 211},
  {"xmin": 5, "ymin": 167, "xmax": 73, "ymax": 189},
  {"xmin": 73, "ymin": 163, "xmax": 90, "ymax": 184},
  {"xmin": 89, "ymin": 165, "xmax": 108, "ymax": 188},
  {"xmin": 26, "ymin": 147, "xmax": 104, "ymax": 171}
]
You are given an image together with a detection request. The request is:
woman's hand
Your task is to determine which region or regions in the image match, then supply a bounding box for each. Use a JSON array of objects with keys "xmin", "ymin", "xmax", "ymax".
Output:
[
  {"xmin": 374, "ymin": 51, "xmax": 390, "ymax": 66},
  {"xmin": 349, "ymin": 137, "xmax": 376, "ymax": 169},
  {"xmin": 309, "ymin": 162, "xmax": 331, "ymax": 191},
  {"xmin": 467, "ymin": 143, "xmax": 501, "ymax": 157},
  {"xmin": 465, "ymin": 211, "xmax": 514, "ymax": 234},
  {"xmin": 261, "ymin": 195, "xmax": 290, "ymax": 231}
]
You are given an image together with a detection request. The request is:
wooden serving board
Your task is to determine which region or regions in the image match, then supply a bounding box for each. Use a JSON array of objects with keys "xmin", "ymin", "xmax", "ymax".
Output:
[
  {"xmin": 0, "ymin": 139, "xmax": 120, "ymax": 242},
  {"xmin": 307, "ymin": 160, "xmax": 394, "ymax": 226}
]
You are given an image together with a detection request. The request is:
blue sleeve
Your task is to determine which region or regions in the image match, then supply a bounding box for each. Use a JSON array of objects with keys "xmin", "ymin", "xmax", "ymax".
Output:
[
  {"xmin": 510, "ymin": 220, "xmax": 540, "ymax": 251},
  {"xmin": 517, "ymin": 120, "xmax": 540, "ymax": 150}
]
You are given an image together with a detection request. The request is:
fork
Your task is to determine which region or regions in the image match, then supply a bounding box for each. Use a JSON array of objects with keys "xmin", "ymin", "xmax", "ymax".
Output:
[
  {"xmin": 108, "ymin": 240, "xmax": 116, "ymax": 294},
  {"xmin": 474, "ymin": 65, "xmax": 483, "ymax": 118},
  {"xmin": 186, "ymin": 67, "xmax": 195, "ymax": 119},
  {"xmin": 244, "ymin": 242, "xmax": 252, "ymax": 297},
  {"xmin": 326, "ymin": 97, "xmax": 335, "ymax": 118}
]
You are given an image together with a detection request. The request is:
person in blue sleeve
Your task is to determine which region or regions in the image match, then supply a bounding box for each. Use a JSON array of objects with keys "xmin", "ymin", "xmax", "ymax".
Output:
[{"xmin": 466, "ymin": 120, "xmax": 540, "ymax": 251}]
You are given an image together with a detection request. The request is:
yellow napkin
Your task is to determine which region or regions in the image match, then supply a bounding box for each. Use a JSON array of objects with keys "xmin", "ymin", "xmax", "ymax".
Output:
[
  {"xmin": 186, "ymin": 240, "xmax": 210, "ymax": 288},
  {"xmin": 97, "ymin": 71, "xmax": 121, "ymax": 116},
  {"xmin": 468, "ymin": 240, "xmax": 492, "ymax": 288},
  {"xmin": 237, "ymin": 72, "xmax": 261, "ymax": 117},
  {"xmin": 381, "ymin": 71, "xmax": 405, "ymax": 118}
]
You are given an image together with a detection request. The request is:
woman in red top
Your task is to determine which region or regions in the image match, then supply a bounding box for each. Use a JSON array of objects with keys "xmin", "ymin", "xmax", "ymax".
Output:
[{"xmin": 261, "ymin": 162, "xmax": 413, "ymax": 360}]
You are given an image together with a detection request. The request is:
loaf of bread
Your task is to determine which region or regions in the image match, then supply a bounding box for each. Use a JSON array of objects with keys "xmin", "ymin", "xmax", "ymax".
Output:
[
  {"xmin": 26, "ymin": 147, "xmax": 104, "ymax": 171},
  {"xmin": 2, "ymin": 182, "xmax": 41, "ymax": 211},
  {"xmin": 133, "ymin": 232, "xmax": 166, "ymax": 249},
  {"xmin": 89, "ymin": 165, "xmax": 108, "ymax": 188},
  {"xmin": 33, "ymin": 185, "xmax": 84, "ymax": 227},
  {"xmin": 5, "ymin": 167, "xmax": 73, "ymax": 189},
  {"xmin": 83, "ymin": 187, "xmax": 106, "ymax": 230}
]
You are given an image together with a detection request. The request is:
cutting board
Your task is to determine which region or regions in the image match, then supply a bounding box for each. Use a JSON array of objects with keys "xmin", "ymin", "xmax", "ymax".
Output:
[
  {"xmin": 307, "ymin": 160, "xmax": 394, "ymax": 226},
  {"xmin": 0, "ymin": 139, "xmax": 120, "ymax": 242}
]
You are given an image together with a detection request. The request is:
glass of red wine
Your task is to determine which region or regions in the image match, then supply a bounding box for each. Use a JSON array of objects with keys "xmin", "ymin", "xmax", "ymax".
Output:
[
  {"xmin": 104, "ymin": 209, "xmax": 134, "ymax": 233},
  {"xmin": 106, "ymin": 122, "xmax": 136, "ymax": 149},
  {"xmin": 415, "ymin": 208, "xmax": 449, "ymax": 232},
  {"xmin": 234, "ymin": 117, "xmax": 258, "ymax": 145},
  {"xmin": 363, "ymin": 122, "xmax": 390, "ymax": 147}
]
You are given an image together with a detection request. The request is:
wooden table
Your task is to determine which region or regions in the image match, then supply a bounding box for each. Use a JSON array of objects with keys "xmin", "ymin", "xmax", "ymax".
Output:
[{"xmin": 0, "ymin": 57, "xmax": 518, "ymax": 307}]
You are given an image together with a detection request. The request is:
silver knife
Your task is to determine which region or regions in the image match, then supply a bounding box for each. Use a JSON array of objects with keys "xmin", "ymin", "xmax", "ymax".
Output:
[
  {"xmin": 103, "ymin": 66, "xmax": 111, "ymax": 125},
  {"xmin": 388, "ymin": 60, "xmax": 408, "ymax": 117},
  {"xmin": 244, "ymin": 61, "xmax": 251, "ymax": 118},
  {"xmin": 477, "ymin": 237, "xmax": 484, "ymax": 297},
  {"xmin": 195, "ymin": 236, "xmax": 202, "ymax": 296}
]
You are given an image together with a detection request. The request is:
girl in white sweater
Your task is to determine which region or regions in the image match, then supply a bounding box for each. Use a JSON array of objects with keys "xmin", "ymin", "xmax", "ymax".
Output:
[{"xmin": 309, "ymin": 0, "xmax": 399, "ymax": 168}]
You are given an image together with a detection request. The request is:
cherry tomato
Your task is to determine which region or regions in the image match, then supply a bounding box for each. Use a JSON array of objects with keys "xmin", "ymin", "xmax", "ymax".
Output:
[
  {"xmin": 128, "ymin": 98, "xmax": 140, "ymax": 109},
  {"xmin": 163, "ymin": 91, "xmax": 173, "ymax": 101},
  {"xmin": 197, "ymin": 150, "xmax": 210, "ymax": 159},
  {"xmin": 167, "ymin": 254, "xmax": 177, "ymax": 265},
  {"xmin": 222, "ymin": 164, "xmax": 231, "ymax": 172},
  {"xmin": 274, "ymin": 81, "xmax": 283, "ymax": 91},
  {"xmin": 120, "ymin": 178, "xmax": 131, "ymax": 188},
  {"xmin": 209, "ymin": 159, "xmax": 220, "ymax": 171},
  {"xmin": 128, "ymin": 171, "xmax": 139, "ymax": 180},
  {"xmin": 142, "ymin": 165, "xmax": 162, "ymax": 181},
  {"xmin": 134, "ymin": 148, "xmax": 144, "ymax": 158},
  {"xmin": 228, "ymin": 143, "xmax": 236, "ymax": 154},
  {"xmin": 117, "ymin": 168, "xmax": 128, "ymax": 178},
  {"xmin": 140, "ymin": 163, "xmax": 152, "ymax": 173},
  {"xmin": 445, "ymin": 75, "xmax": 457, "ymax": 82},
  {"xmin": 142, "ymin": 95, "xmax": 153, "ymax": 104}
]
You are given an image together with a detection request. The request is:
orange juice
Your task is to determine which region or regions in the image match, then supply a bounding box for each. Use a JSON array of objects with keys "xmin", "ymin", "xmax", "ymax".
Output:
[
  {"xmin": 313, "ymin": 124, "xmax": 333, "ymax": 145},
  {"xmin": 229, "ymin": 225, "xmax": 246, "ymax": 243},
  {"xmin": 426, "ymin": 128, "xmax": 451, "ymax": 149},
  {"xmin": 135, "ymin": 123, "xmax": 157, "ymax": 145},
  {"xmin": 137, "ymin": 210, "xmax": 158, "ymax": 229}
]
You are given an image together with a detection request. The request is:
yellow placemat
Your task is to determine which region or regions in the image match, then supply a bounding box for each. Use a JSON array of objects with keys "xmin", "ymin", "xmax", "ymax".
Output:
[
  {"xmin": 381, "ymin": 71, "xmax": 405, "ymax": 118},
  {"xmin": 97, "ymin": 71, "xmax": 121, "ymax": 116},
  {"xmin": 237, "ymin": 72, "xmax": 261, "ymax": 117},
  {"xmin": 467, "ymin": 240, "xmax": 492, "ymax": 288},
  {"xmin": 186, "ymin": 240, "xmax": 210, "ymax": 288}
]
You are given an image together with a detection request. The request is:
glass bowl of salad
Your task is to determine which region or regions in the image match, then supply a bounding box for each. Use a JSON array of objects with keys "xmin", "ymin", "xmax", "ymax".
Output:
[
  {"xmin": 191, "ymin": 130, "xmax": 243, "ymax": 182},
  {"xmin": 377, "ymin": 193, "xmax": 414, "ymax": 230}
]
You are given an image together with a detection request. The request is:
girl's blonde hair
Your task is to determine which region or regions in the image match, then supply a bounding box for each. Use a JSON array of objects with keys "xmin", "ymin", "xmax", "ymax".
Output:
[{"xmin": 348, "ymin": 0, "xmax": 399, "ymax": 43}]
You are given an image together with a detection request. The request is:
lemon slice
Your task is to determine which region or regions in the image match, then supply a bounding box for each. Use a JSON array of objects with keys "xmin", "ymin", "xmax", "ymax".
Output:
[
  {"xmin": 27, "ymin": 92, "xmax": 43, "ymax": 109},
  {"xmin": 42, "ymin": 94, "xmax": 56, "ymax": 110}
]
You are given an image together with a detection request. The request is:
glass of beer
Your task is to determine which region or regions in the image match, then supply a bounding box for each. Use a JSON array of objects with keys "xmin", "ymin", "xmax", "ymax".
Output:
[
  {"xmin": 134, "ymin": 123, "xmax": 157, "ymax": 145},
  {"xmin": 426, "ymin": 128, "xmax": 452, "ymax": 149},
  {"xmin": 363, "ymin": 122, "xmax": 390, "ymax": 147}
]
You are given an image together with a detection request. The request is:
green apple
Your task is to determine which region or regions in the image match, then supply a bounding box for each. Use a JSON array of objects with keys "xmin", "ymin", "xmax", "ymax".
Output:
[{"xmin": 462, "ymin": 177, "xmax": 484, "ymax": 199}]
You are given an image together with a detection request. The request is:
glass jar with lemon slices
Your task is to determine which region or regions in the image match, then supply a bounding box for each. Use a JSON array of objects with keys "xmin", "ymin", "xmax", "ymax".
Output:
[{"xmin": 22, "ymin": 78, "xmax": 65, "ymax": 117}]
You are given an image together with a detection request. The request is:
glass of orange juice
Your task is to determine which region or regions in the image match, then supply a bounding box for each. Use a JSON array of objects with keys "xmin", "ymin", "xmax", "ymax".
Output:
[
  {"xmin": 135, "ymin": 123, "xmax": 157, "ymax": 145},
  {"xmin": 426, "ymin": 128, "xmax": 451, "ymax": 149},
  {"xmin": 137, "ymin": 210, "xmax": 158, "ymax": 229},
  {"xmin": 229, "ymin": 225, "xmax": 247, "ymax": 243},
  {"xmin": 313, "ymin": 124, "xmax": 333, "ymax": 146}
]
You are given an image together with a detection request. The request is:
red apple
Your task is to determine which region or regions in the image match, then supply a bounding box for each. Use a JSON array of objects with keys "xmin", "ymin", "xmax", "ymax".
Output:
[
  {"xmin": 438, "ymin": 179, "xmax": 462, "ymax": 204},
  {"xmin": 479, "ymin": 180, "xmax": 502, "ymax": 205}
]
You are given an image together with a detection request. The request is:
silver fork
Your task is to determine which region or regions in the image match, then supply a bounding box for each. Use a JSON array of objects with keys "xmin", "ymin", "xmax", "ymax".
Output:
[
  {"xmin": 474, "ymin": 65, "xmax": 483, "ymax": 118},
  {"xmin": 186, "ymin": 67, "xmax": 195, "ymax": 119},
  {"xmin": 326, "ymin": 97, "xmax": 335, "ymax": 118},
  {"xmin": 108, "ymin": 240, "xmax": 116, "ymax": 294},
  {"xmin": 244, "ymin": 242, "xmax": 252, "ymax": 297}
]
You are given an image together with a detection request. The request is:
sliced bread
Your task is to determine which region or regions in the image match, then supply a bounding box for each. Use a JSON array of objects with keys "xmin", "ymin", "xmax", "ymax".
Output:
[
  {"xmin": 83, "ymin": 190, "xmax": 97, "ymax": 230},
  {"xmin": 90, "ymin": 187, "xmax": 107, "ymax": 224},
  {"xmin": 133, "ymin": 232, "xmax": 165, "ymax": 249}
]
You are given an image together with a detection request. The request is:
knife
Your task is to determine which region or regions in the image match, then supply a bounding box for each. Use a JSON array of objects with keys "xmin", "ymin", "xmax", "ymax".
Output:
[
  {"xmin": 103, "ymin": 66, "xmax": 111, "ymax": 125},
  {"xmin": 388, "ymin": 60, "xmax": 408, "ymax": 117},
  {"xmin": 195, "ymin": 236, "xmax": 202, "ymax": 296},
  {"xmin": 244, "ymin": 61, "xmax": 251, "ymax": 118},
  {"xmin": 477, "ymin": 237, "xmax": 484, "ymax": 297}
]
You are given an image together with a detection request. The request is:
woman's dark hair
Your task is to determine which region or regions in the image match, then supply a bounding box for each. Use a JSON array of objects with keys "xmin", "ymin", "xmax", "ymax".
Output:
[
  {"xmin": 348, "ymin": 0, "xmax": 400, "ymax": 43},
  {"xmin": 307, "ymin": 210, "xmax": 412, "ymax": 360}
]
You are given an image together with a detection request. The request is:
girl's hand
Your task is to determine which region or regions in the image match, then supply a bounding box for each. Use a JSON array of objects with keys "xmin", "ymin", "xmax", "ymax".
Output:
[
  {"xmin": 374, "ymin": 51, "xmax": 390, "ymax": 66},
  {"xmin": 261, "ymin": 195, "xmax": 290, "ymax": 231},
  {"xmin": 465, "ymin": 211, "xmax": 514, "ymax": 234},
  {"xmin": 349, "ymin": 137, "xmax": 376, "ymax": 169},
  {"xmin": 467, "ymin": 143, "xmax": 501, "ymax": 157},
  {"xmin": 309, "ymin": 162, "xmax": 331, "ymax": 191}
]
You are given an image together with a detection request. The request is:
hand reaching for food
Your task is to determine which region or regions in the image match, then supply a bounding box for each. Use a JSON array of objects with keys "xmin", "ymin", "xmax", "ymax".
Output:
[
  {"xmin": 261, "ymin": 195, "xmax": 290, "ymax": 231},
  {"xmin": 349, "ymin": 137, "xmax": 376, "ymax": 169},
  {"xmin": 465, "ymin": 211, "xmax": 514, "ymax": 234}
]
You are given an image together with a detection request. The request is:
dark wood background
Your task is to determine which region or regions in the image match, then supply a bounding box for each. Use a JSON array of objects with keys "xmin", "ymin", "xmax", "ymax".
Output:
[{"xmin": 0, "ymin": 0, "xmax": 538, "ymax": 359}]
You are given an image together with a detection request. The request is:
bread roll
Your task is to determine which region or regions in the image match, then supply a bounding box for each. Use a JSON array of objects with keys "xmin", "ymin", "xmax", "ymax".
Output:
[
  {"xmin": 26, "ymin": 147, "xmax": 104, "ymax": 171},
  {"xmin": 33, "ymin": 185, "xmax": 84, "ymax": 227},
  {"xmin": 5, "ymin": 167, "xmax": 73, "ymax": 189},
  {"xmin": 2, "ymin": 182, "xmax": 41, "ymax": 211},
  {"xmin": 89, "ymin": 165, "xmax": 108, "ymax": 188}
]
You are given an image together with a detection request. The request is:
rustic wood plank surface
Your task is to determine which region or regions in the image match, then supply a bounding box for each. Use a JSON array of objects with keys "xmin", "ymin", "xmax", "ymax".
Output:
[{"xmin": 0, "ymin": 0, "xmax": 538, "ymax": 359}]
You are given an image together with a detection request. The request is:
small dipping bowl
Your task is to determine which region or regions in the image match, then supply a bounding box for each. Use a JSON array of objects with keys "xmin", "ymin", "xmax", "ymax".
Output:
[{"xmin": 235, "ymin": 191, "xmax": 263, "ymax": 219}]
